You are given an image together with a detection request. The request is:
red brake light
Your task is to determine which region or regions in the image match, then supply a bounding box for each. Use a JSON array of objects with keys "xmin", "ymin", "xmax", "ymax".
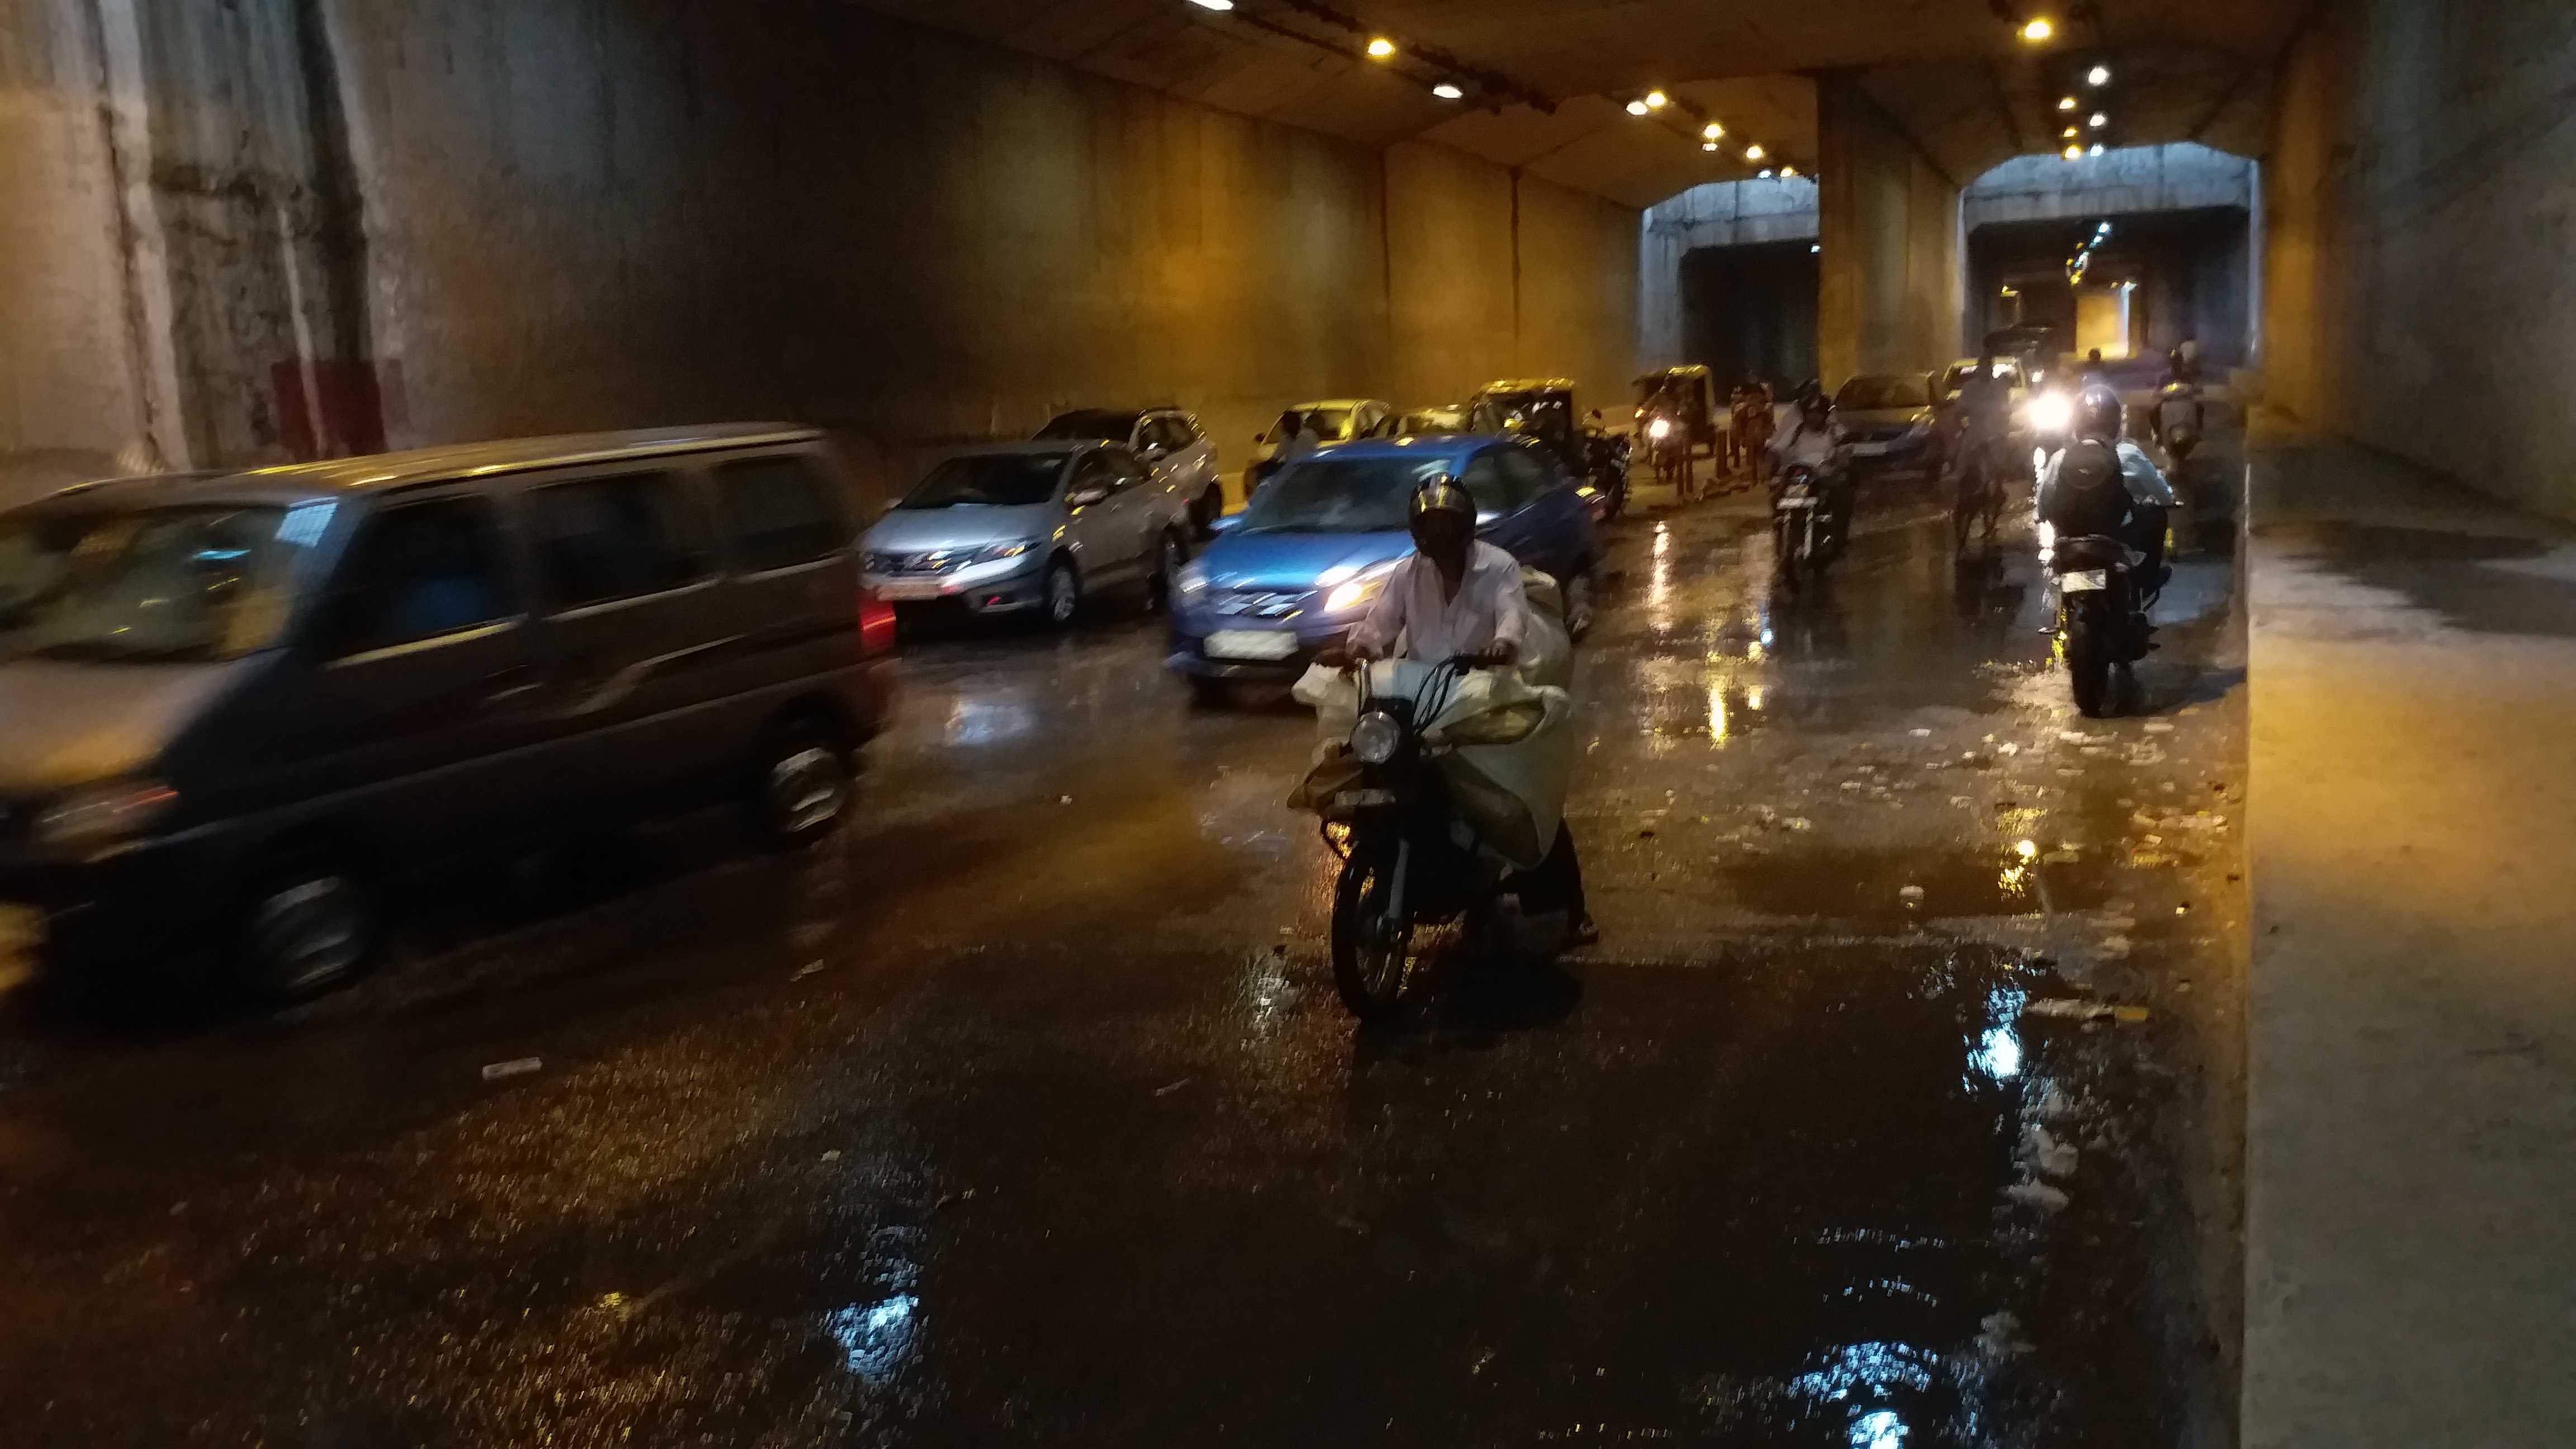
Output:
[{"xmin": 858, "ymin": 586, "xmax": 898, "ymax": 655}]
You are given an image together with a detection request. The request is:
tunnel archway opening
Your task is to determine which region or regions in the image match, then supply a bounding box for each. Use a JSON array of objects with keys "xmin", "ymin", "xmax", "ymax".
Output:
[
  {"xmin": 1960, "ymin": 143, "xmax": 2259, "ymax": 373},
  {"xmin": 1680, "ymin": 240, "xmax": 1820, "ymax": 391}
]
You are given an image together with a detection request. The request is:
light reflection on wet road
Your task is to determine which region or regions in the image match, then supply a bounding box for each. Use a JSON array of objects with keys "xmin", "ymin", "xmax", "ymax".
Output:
[{"xmin": 0, "ymin": 452, "xmax": 2248, "ymax": 1446}]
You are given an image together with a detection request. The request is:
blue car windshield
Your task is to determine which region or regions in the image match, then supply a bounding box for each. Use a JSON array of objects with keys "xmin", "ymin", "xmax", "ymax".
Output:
[
  {"xmin": 1238, "ymin": 457, "xmax": 1451, "ymax": 533},
  {"xmin": 901, "ymin": 454, "xmax": 1064, "ymax": 509}
]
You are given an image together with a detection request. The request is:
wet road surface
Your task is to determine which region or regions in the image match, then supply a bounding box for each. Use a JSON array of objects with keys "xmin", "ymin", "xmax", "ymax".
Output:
[{"xmin": 0, "ymin": 446, "xmax": 2249, "ymax": 1446}]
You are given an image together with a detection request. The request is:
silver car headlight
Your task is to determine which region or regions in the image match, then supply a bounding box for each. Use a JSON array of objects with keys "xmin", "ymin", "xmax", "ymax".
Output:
[
  {"xmin": 973, "ymin": 539, "xmax": 1040, "ymax": 564},
  {"xmin": 37, "ymin": 778, "xmax": 179, "ymax": 851},
  {"xmin": 1349, "ymin": 711, "xmax": 1404, "ymax": 765}
]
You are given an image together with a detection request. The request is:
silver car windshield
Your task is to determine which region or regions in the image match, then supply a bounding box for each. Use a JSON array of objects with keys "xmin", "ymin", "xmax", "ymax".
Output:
[
  {"xmin": 0, "ymin": 501, "xmax": 322, "ymax": 662},
  {"xmin": 1236, "ymin": 457, "xmax": 1449, "ymax": 534},
  {"xmin": 901, "ymin": 455, "xmax": 1066, "ymax": 509}
]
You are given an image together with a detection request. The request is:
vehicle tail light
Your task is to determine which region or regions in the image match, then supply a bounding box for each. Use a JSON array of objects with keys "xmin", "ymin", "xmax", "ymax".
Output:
[{"xmin": 858, "ymin": 586, "xmax": 898, "ymax": 655}]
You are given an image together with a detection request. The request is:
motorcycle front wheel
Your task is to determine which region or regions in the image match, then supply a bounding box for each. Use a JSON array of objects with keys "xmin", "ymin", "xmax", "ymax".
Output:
[{"xmin": 1331, "ymin": 844, "xmax": 1416, "ymax": 1020}]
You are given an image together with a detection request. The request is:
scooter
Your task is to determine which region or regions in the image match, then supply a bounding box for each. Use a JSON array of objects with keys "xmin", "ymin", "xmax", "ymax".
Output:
[
  {"xmin": 1583, "ymin": 429, "xmax": 1632, "ymax": 522},
  {"xmin": 1318, "ymin": 657, "xmax": 1513, "ymax": 1020}
]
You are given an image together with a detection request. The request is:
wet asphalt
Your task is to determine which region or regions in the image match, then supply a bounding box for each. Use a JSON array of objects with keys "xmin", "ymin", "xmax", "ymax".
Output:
[{"xmin": 0, "ymin": 441, "xmax": 2250, "ymax": 1447}]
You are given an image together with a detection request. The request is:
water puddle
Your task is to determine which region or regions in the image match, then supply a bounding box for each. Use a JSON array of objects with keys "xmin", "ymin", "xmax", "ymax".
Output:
[{"xmin": 1718, "ymin": 846, "xmax": 2115, "ymax": 920}]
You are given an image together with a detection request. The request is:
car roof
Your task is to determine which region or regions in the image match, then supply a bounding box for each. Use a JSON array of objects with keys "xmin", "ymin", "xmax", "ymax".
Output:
[
  {"xmin": 7, "ymin": 427, "xmax": 820, "ymax": 510},
  {"xmin": 1309, "ymin": 435, "xmax": 1496, "ymax": 465},
  {"xmin": 1475, "ymin": 378, "xmax": 1576, "ymax": 394},
  {"xmin": 943, "ymin": 440, "xmax": 1102, "ymax": 458},
  {"xmin": 1284, "ymin": 398, "xmax": 1384, "ymax": 411}
]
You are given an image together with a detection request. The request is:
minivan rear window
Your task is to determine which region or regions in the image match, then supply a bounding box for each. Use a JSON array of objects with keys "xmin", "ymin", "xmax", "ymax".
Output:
[
  {"xmin": 527, "ymin": 471, "xmax": 710, "ymax": 610},
  {"xmin": 718, "ymin": 456, "xmax": 846, "ymax": 572}
]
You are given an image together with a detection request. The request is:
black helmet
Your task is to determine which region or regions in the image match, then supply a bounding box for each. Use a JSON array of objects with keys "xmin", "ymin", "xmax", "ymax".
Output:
[
  {"xmin": 1410, "ymin": 478, "xmax": 1476, "ymax": 523},
  {"xmin": 2075, "ymin": 384, "xmax": 2123, "ymax": 440}
]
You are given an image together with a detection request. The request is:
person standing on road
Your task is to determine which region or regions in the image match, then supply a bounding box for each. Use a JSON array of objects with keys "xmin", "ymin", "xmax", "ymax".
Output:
[{"xmin": 1325, "ymin": 481, "xmax": 1597, "ymax": 946}]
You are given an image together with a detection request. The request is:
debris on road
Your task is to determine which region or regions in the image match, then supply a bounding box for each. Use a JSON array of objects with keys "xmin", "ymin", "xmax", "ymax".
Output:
[{"xmin": 481, "ymin": 1057, "xmax": 543, "ymax": 1082}]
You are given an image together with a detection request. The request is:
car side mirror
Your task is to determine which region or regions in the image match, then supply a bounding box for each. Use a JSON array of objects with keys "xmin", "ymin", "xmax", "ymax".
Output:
[
  {"xmin": 1138, "ymin": 445, "xmax": 1168, "ymax": 464},
  {"xmin": 1068, "ymin": 485, "xmax": 1110, "ymax": 509}
]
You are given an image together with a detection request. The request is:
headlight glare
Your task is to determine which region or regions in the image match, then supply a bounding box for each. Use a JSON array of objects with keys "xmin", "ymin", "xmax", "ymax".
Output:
[
  {"xmin": 1324, "ymin": 577, "xmax": 1385, "ymax": 614},
  {"xmin": 973, "ymin": 539, "xmax": 1039, "ymax": 564},
  {"xmin": 1176, "ymin": 560, "xmax": 1208, "ymax": 594},
  {"xmin": 1646, "ymin": 417, "xmax": 1673, "ymax": 441}
]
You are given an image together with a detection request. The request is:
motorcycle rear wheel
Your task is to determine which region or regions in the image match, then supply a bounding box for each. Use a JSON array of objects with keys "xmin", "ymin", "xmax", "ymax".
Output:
[
  {"xmin": 1332, "ymin": 847, "xmax": 1416, "ymax": 1020},
  {"xmin": 2066, "ymin": 607, "xmax": 2113, "ymax": 718}
]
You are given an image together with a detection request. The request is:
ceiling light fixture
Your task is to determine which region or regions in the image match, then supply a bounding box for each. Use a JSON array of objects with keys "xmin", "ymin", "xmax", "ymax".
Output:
[
  {"xmin": 1779, "ymin": 164, "xmax": 1799, "ymax": 178},
  {"xmin": 2063, "ymin": 126, "xmax": 2080, "ymax": 139},
  {"xmin": 1366, "ymin": 37, "xmax": 1396, "ymax": 59},
  {"xmin": 1185, "ymin": 0, "xmax": 1233, "ymax": 10},
  {"xmin": 2088, "ymin": 63, "xmax": 2113, "ymax": 86},
  {"xmin": 2089, "ymin": 142, "xmax": 2104, "ymax": 156},
  {"xmin": 1626, "ymin": 98, "xmax": 1650, "ymax": 116},
  {"xmin": 2063, "ymin": 144, "xmax": 2085, "ymax": 161},
  {"xmin": 2021, "ymin": 17, "xmax": 2054, "ymax": 42},
  {"xmin": 1744, "ymin": 143, "xmax": 1766, "ymax": 160},
  {"xmin": 2059, "ymin": 96, "xmax": 2078, "ymax": 111},
  {"xmin": 1702, "ymin": 141, "xmax": 1719, "ymax": 152},
  {"xmin": 1703, "ymin": 121, "xmax": 1725, "ymax": 140},
  {"xmin": 2090, "ymin": 112, "xmax": 2108, "ymax": 127},
  {"xmin": 1432, "ymin": 82, "xmax": 1465, "ymax": 100},
  {"xmin": 1644, "ymin": 89, "xmax": 1669, "ymax": 109},
  {"xmin": 1759, "ymin": 167, "xmax": 1775, "ymax": 179}
]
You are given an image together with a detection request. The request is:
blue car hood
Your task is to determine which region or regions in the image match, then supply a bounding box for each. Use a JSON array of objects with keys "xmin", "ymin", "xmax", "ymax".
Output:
[
  {"xmin": 864, "ymin": 503, "xmax": 1058, "ymax": 554},
  {"xmin": 1197, "ymin": 529, "xmax": 1414, "ymax": 591}
]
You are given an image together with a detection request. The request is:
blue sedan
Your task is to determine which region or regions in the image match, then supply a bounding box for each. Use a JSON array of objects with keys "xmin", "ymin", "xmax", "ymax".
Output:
[{"xmin": 1166, "ymin": 434, "xmax": 1601, "ymax": 699}]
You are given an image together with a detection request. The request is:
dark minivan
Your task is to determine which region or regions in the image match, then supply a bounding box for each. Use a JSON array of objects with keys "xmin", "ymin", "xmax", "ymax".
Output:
[{"xmin": 0, "ymin": 426, "xmax": 896, "ymax": 1000}]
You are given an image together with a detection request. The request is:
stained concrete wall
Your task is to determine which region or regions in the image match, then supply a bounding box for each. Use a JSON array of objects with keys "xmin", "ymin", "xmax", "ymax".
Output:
[
  {"xmin": 0, "ymin": 0, "xmax": 165, "ymax": 496},
  {"xmin": 0, "ymin": 0, "xmax": 1637, "ymax": 504},
  {"xmin": 1965, "ymin": 143, "xmax": 2256, "ymax": 229},
  {"xmin": 1816, "ymin": 79, "xmax": 1962, "ymax": 386},
  {"xmin": 2264, "ymin": 0, "xmax": 2576, "ymax": 518},
  {"xmin": 1635, "ymin": 177, "xmax": 1821, "ymax": 372}
]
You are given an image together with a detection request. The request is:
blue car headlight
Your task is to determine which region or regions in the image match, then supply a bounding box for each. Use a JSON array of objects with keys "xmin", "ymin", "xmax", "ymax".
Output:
[
  {"xmin": 1317, "ymin": 560, "xmax": 1398, "ymax": 614},
  {"xmin": 1176, "ymin": 560, "xmax": 1209, "ymax": 595}
]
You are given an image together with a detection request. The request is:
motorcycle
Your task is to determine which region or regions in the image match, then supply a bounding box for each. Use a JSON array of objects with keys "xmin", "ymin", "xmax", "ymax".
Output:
[
  {"xmin": 2045, "ymin": 529, "xmax": 2154, "ymax": 717},
  {"xmin": 1583, "ymin": 428, "xmax": 1632, "ymax": 522},
  {"xmin": 2152, "ymin": 380, "xmax": 2204, "ymax": 476},
  {"xmin": 1771, "ymin": 462, "xmax": 1841, "ymax": 592},
  {"xmin": 1314, "ymin": 657, "xmax": 1524, "ymax": 1020}
]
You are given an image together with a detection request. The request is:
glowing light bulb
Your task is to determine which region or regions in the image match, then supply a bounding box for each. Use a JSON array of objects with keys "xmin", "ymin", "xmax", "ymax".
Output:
[
  {"xmin": 1703, "ymin": 121, "xmax": 1724, "ymax": 140},
  {"xmin": 1432, "ymin": 82, "xmax": 1464, "ymax": 100},
  {"xmin": 2089, "ymin": 64, "xmax": 2113, "ymax": 86},
  {"xmin": 1626, "ymin": 99, "xmax": 1650, "ymax": 116},
  {"xmin": 2059, "ymin": 96, "xmax": 2078, "ymax": 111},
  {"xmin": 2090, "ymin": 112, "xmax": 2108, "ymax": 128},
  {"xmin": 1644, "ymin": 89, "xmax": 1669, "ymax": 109},
  {"xmin": 2021, "ymin": 17, "xmax": 2054, "ymax": 42},
  {"xmin": 1744, "ymin": 143, "xmax": 1766, "ymax": 160},
  {"xmin": 1366, "ymin": 36, "xmax": 1395, "ymax": 59}
]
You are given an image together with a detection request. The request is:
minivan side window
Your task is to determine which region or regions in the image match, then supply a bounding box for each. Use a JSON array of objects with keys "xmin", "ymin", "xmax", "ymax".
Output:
[
  {"xmin": 526, "ymin": 471, "xmax": 709, "ymax": 610},
  {"xmin": 717, "ymin": 455, "xmax": 846, "ymax": 572},
  {"xmin": 322, "ymin": 497, "xmax": 515, "ymax": 657}
]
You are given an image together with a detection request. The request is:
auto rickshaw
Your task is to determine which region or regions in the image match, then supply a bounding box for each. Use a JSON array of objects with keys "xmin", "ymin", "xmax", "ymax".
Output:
[
  {"xmin": 1632, "ymin": 365, "xmax": 1722, "ymax": 501},
  {"xmin": 1467, "ymin": 378, "xmax": 1629, "ymax": 521}
]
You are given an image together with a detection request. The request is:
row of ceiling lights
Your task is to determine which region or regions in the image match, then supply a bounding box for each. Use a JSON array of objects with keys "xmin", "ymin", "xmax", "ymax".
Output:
[
  {"xmin": 1186, "ymin": 0, "xmax": 1475, "ymax": 101},
  {"xmin": 2004, "ymin": 5, "xmax": 2122, "ymax": 162},
  {"xmin": 1619, "ymin": 88, "xmax": 1796, "ymax": 179}
]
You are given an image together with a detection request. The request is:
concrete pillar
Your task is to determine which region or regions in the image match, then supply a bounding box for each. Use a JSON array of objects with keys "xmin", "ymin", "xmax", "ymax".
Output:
[{"xmin": 1816, "ymin": 78, "xmax": 1962, "ymax": 385}]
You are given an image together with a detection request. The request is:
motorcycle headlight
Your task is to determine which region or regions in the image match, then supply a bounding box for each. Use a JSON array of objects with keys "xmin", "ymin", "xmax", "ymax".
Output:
[
  {"xmin": 973, "ymin": 539, "xmax": 1040, "ymax": 564},
  {"xmin": 36, "ymin": 778, "xmax": 179, "ymax": 851},
  {"xmin": 1349, "ymin": 711, "xmax": 1404, "ymax": 765},
  {"xmin": 2025, "ymin": 394, "xmax": 2075, "ymax": 434},
  {"xmin": 1646, "ymin": 417, "xmax": 1673, "ymax": 441}
]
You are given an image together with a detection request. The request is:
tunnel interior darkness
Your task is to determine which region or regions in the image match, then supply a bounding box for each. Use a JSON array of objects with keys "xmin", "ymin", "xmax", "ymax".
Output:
[
  {"xmin": 1679, "ymin": 241, "xmax": 1821, "ymax": 391},
  {"xmin": 1968, "ymin": 209, "xmax": 2253, "ymax": 368}
]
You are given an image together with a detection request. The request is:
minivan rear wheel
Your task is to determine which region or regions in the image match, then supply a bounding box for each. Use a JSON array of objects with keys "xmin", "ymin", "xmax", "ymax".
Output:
[
  {"xmin": 232, "ymin": 853, "xmax": 378, "ymax": 1003},
  {"xmin": 754, "ymin": 718, "xmax": 854, "ymax": 849}
]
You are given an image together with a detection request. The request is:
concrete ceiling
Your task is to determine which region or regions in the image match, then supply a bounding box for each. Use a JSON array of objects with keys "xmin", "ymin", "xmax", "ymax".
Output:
[{"xmin": 844, "ymin": 0, "xmax": 2304, "ymax": 206}]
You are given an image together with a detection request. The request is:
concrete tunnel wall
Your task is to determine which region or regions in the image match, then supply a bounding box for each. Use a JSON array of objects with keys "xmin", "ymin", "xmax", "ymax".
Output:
[
  {"xmin": 2264, "ymin": 0, "xmax": 2576, "ymax": 519},
  {"xmin": 0, "ymin": 0, "xmax": 1639, "ymax": 508}
]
